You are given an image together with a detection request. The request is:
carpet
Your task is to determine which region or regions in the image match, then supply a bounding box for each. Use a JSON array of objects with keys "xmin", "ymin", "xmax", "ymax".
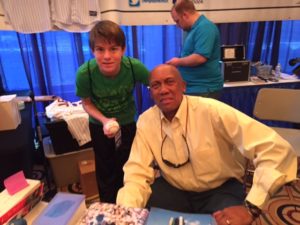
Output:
[
  {"xmin": 31, "ymin": 165, "xmax": 99, "ymax": 206},
  {"xmin": 244, "ymin": 158, "xmax": 300, "ymax": 225},
  {"xmin": 254, "ymin": 180, "xmax": 300, "ymax": 225}
]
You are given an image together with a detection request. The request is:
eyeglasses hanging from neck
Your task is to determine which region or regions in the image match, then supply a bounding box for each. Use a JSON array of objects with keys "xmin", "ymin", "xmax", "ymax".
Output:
[{"xmin": 160, "ymin": 97, "xmax": 190, "ymax": 168}]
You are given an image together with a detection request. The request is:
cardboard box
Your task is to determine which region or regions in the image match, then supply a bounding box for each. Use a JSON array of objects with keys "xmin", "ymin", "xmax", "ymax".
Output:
[
  {"xmin": 0, "ymin": 94, "xmax": 21, "ymax": 131},
  {"xmin": 78, "ymin": 160, "xmax": 98, "ymax": 199}
]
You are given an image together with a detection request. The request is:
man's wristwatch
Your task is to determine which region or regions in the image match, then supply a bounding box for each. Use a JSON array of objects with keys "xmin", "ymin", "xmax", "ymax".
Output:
[{"xmin": 244, "ymin": 200, "xmax": 262, "ymax": 218}]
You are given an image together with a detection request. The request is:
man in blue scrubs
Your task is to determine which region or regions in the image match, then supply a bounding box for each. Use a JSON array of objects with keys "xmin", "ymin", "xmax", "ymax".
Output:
[{"xmin": 167, "ymin": 0, "xmax": 223, "ymax": 99}]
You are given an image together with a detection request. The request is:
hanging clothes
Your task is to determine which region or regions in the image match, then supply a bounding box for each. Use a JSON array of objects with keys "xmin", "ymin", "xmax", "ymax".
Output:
[
  {"xmin": 50, "ymin": 0, "xmax": 101, "ymax": 32},
  {"xmin": 0, "ymin": 0, "xmax": 52, "ymax": 33}
]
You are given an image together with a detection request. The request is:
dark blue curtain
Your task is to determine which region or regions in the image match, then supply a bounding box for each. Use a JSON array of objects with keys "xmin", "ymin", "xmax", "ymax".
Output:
[
  {"xmin": 247, "ymin": 21, "xmax": 282, "ymax": 68},
  {"xmin": 279, "ymin": 20, "xmax": 300, "ymax": 74},
  {"xmin": 0, "ymin": 21, "xmax": 299, "ymax": 113},
  {"xmin": 218, "ymin": 22, "xmax": 251, "ymax": 46},
  {"xmin": 0, "ymin": 57, "xmax": 4, "ymax": 95},
  {"xmin": 247, "ymin": 20, "xmax": 300, "ymax": 74}
]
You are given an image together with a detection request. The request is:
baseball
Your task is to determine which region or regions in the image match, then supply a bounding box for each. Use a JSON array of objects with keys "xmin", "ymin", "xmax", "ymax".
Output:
[{"xmin": 104, "ymin": 120, "xmax": 120, "ymax": 135}]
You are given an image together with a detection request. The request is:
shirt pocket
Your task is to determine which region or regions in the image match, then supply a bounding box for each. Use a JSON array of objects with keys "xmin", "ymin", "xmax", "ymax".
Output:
[{"xmin": 190, "ymin": 148, "xmax": 222, "ymax": 182}]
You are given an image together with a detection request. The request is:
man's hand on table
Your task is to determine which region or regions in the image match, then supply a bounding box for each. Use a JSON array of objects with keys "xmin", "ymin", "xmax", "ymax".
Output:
[{"xmin": 213, "ymin": 205, "xmax": 254, "ymax": 225}]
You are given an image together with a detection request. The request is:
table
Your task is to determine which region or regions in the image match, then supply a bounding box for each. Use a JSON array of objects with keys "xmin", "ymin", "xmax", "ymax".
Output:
[
  {"xmin": 139, "ymin": 75, "xmax": 300, "ymax": 120},
  {"xmin": 24, "ymin": 201, "xmax": 48, "ymax": 225},
  {"xmin": 220, "ymin": 76, "xmax": 300, "ymax": 121},
  {"xmin": 223, "ymin": 75, "xmax": 300, "ymax": 88}
]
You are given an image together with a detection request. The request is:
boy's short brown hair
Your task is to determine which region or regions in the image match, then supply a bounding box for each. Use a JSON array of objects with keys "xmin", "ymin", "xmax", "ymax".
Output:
[{"xmin": 89, "ymin": 20, "xmax": 126, "ymax": 50}]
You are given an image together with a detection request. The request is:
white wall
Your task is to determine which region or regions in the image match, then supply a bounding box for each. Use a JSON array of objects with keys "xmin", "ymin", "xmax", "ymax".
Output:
[{"xmin": 0, "ymin": 0, "xmax": 299, "ymax": 31}]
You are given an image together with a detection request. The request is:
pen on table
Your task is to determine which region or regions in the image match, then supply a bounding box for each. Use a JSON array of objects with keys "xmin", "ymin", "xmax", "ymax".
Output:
[
  {"xmin": 174, "ymin": 217, "xmax": 179, "ymax": 225},
  {"xmin": 169, "ymin": 217, "xmax": 174, "ymax": 225},
  {"xmin": 179, "ymin": 216, "xmax": 184, "ymax": 225},
  {"xmin": 257, "ymin": 76, "xmax": 268, "ymax": 82},
  {"xmin": 169, "ymin": 216, "xmax": 184, "ymax": 225}
]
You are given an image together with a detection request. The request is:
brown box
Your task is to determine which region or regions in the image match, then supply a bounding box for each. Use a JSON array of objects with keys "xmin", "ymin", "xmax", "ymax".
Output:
[
  {"xmin": 78, "ymin": 160, "xmax": 98, "ymax": 199},
  {"xmin": 0, "ymin": 94, "xmax": 21, "ymax": 131}
]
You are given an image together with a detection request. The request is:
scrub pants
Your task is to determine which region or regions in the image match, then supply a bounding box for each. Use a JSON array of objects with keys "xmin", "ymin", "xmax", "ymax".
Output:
[
  {"xmin": 147, "ymin": 177, "xmax": 245, "ymax": 213},
  {"xmin": 89, "ymin": 122, "xmax": 136, "ymax": 203}
]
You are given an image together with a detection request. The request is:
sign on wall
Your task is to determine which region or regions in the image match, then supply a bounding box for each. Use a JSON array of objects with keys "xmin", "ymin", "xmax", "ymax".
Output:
[
  {"xmin": 100, "ymin": 0, "xmax": 300, "ymax": 25},
  {"xmin": 0, "ymin": 0, "xmax": 299, "ymax": 30}
]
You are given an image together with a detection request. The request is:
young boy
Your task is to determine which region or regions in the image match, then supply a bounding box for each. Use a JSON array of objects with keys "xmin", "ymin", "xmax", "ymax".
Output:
[{"xmin": 76, "ymin": 20, "xmax": 149, "ymax": 203}]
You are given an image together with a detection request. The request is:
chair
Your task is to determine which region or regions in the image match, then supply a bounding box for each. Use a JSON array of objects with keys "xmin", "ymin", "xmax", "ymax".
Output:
[
  {"xmin": 253, "ymin": 88, "xmax": 300, "ymax": 156},
  {"xmin": 243, "ymin": 88, "xmax": 300, "ymax": 190}
]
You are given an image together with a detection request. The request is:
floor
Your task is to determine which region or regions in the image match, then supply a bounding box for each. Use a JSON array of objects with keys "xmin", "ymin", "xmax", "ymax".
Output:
[{"xmin": 31, "ymin": 164, "xmax": 99, "ymax": 206}]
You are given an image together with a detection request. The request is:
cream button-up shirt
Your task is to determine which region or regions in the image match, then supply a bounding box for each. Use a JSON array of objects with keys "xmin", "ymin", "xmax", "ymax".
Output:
[{"xmin": 117, "ymin": 96, "xmax": 297, "ymax": 209}]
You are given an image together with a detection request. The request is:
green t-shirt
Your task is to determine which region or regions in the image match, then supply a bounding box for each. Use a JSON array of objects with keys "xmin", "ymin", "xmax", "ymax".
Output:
[{"xmin": 76, "ymin": 57, "xmax": 149, "ymax": 125}]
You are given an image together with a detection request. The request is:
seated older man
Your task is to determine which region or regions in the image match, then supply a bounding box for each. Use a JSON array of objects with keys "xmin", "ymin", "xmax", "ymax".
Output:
[{"xmin": 117, "ymin": 64, "xmax": 297, "ymax": 225}]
